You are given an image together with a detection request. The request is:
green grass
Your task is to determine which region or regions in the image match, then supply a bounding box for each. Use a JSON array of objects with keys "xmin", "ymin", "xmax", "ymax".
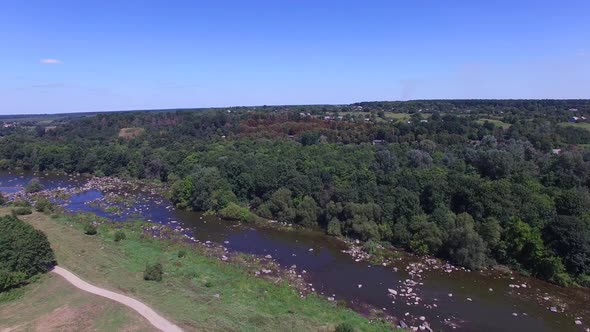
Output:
[
  {"xmin": 0, "ymin": 273, "xmax": 155, "ymax": 331},
  {"xmin": 333, "ymin": 111, "xmax": 411, "ymax": 123},
  {"xmin": 559, "ymin": 122, "xmax": 590, "ymax": 132},
  {"xmin": 3, "ymin": 209, "xmax": 394, "ymax": 331},
  {"xmin": 476, "ymin": 118, "xmax": 512, "ymax": 129}
]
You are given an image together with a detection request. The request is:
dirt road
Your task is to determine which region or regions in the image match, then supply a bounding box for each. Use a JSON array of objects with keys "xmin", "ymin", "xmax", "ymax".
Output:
[{"xmin": 52, "ymin": 266, "xmax": 183, "ymax": 332}]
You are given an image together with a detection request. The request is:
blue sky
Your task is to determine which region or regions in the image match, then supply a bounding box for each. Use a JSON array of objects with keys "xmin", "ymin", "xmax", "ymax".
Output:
[{"xmin": 1, "ymin": 1, "xmax": 589, "ymax": 114}]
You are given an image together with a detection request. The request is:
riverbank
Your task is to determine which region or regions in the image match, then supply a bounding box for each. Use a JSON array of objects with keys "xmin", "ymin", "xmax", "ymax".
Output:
[
  {"xmin": 2, "ymin": 171, "xmax": 590, "ymax": 331},
  {"xmin": 0, "ymin": 208, "xmax": 395, "ymax": 331}
]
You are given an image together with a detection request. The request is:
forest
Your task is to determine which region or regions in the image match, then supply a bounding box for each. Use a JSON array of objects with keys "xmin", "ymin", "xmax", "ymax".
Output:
[{"xmin": 1, "ymin": 100, "xmax": 589, "ymax": 287}]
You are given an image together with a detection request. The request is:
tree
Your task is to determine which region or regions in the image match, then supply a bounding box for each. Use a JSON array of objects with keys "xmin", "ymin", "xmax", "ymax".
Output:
[
  {"xmin": 383, "ymin": 188, "xmax": 421, "ymax": 221},
  {"xmin": 327, "ymin": 217, "xmax": 342, "ymax": 236},
  {"xmin": 554, "ymin": 189, "xmax": 590, "ymax": 216},
  {"xmin": 407, "ymin": 149, "xmax": 432, "ymax": 168},
  {"xmin": 295, "ymin": 196, "xmax": 319, "ymax": 227},
  {"xmin": 409, "ymin": 214, "xmax": 443, "ymax": 255},
  {"xmin": 544, "ymin": 216, "xmax": 590, "ymax": 275},
  {"xmin": 443, "ymin": 213, "xmax": 488, "ymax": 269},
  {"xmin": 25, "ymin": 178, "xmax": 43, "ymax": 193},
  {"xmin": 373, "ymin": 149, "xmax": 398, "ymax": 176},
  {"xmin": 477, "ymin": 217, "xmax": 502, "ymax": 249},
  {"xmin": 501, "ymin": 217, "xmax": 545, "ymax": 270},
  {"xmin": 258, "ymin": 188, "xmax": 296, "ymax": 223},
  {"xmin": 0, "ymin": 215, "xmax": 55, "ymax": 291},
  {"xmin": 300, "ymin": 131, "xmax": 321, "ymax": 146},
  {"xmin": 170, "ymin": 166, "xmax": 232, "ymax": 212}
]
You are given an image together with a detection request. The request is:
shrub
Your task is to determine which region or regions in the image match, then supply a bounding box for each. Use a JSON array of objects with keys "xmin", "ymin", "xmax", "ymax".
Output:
[
  {"xmin": 178, "ymin": 250, "xmax": 187, "ymax": 258},
  {"xmin": 0, "ymin": 270, "xmax": 27, "ymax": 292},
  {"xmin": 219, "ymin": 202, "xmax": 255, "ymax": 222},
  {"xmin": 25, "ymin": 178, "xmax": 43, "ymax": 194},
  {"xmin": 34, "ymin": 198, "xmax": 54, "ymax": 213},
  {"xmin": 11, "ymin": 199, "xmax": 31, "ymax": 207},
  {"xmin": 144, "ymin": 262, "xmax": 163, "ymax": 281},
  {"xmin": 335, "ymin": 322, "xmax": 355, "ymax": 332},
  {"xmin": 84, "ymin": 223, "xmax": 97, "ymax": 235},
  {"xmin": 0, "ymin": 215, "xmax": 55, "ymax": 291},
  {"xmin": 114, "ymin": 230, "xmax": 126, "ymax": 242},
  {"xmin": 363, "ymin": 240, "xmax": 380, "ymax": 255},
  {"xmin": 577, "ymin": 274, "xmax": 590, "ymax": 288},
  {"xmin": 11, "ymin": 207, "xmax": 32, "ymax": 216},
  {"xmin": 0, "ymin": 193, "xmax": 5, "ymax": 205}
]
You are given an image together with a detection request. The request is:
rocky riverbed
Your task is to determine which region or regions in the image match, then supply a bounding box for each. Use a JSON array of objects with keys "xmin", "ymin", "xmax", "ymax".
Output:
[{"xmin": 2, "ymin": 171, "xmax": 589, "ymax": 332}]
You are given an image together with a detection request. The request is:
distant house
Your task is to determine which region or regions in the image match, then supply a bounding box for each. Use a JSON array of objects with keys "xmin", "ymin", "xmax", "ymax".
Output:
[
  {"xmin": 372, "ymin": 139, "xmax": 385, "ymax": 145},
  {"xmin": 420, "ymin": 119, "xmax": 428, "ymax": 123},
  {"xmin": 569, "ymin": 108, "xmax": 578, "ymax": 112},
  {"xmin": 552, "ymin": 149, "xmax": 562, "ymax": 155},
  {"xmin": 569, "ymin": 116, "xmax": 580, "ymax": 123}
]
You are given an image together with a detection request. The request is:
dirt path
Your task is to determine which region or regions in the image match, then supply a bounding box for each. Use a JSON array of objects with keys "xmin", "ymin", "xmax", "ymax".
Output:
[{"xmin": 51, "ymin": 266, "xmax": 183, "ymax": 332}]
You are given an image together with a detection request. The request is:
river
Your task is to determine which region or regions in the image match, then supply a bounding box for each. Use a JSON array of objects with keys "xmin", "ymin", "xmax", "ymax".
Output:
[{"xmin": 1, "ymin": 171, "xmax": 588, "ymax": 331}]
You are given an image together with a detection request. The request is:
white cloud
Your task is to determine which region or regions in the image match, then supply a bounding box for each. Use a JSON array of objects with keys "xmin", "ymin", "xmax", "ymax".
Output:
[{"xmin": 40, "ymin": 58, "xmax": 61, "ymax": 64}]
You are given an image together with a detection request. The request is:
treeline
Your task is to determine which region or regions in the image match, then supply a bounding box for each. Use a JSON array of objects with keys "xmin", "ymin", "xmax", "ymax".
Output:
[{"xmin": 0, "ymin": 100, "xmax": 589, "ymax": 286}]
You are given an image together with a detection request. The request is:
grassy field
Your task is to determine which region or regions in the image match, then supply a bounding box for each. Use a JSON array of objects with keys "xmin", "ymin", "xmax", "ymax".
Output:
[
  {"xmin": 332, "ymin": 111, "xmax": 412, "ymax": 122},
  {"xmin": 559, "ymin": 121, "xmax": 590, "ymax": 132},
  {"xmin": 0, "ymin": 209, "xmax": 393, "ymax": 331},
  {"xmin": 0, "ymin": 273, "xmax": 156, "ymax": 331},
  {"xmin": 118, "ymin": 127, "xmax": 145, "ymax": 139},
  {"xmin": 475, "ymin": 118, "xmax": 512, "ymax": 129}
]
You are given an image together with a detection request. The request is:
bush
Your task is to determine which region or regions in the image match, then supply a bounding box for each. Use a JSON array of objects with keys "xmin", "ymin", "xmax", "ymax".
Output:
[
  {"xmin": 11, "ymin": 207, "xmax": 32, "ymax": 216},
  {"xmin": 362, "ymin": 240, "xmax": 380, "ymax": 255},
  {"xmin": 84, "ymin": 223, "xmax": 97, "ymax": 235},
  {"xmin": 34, "ymin": 198, "xmax": 54, "ymax": 213},
  {"xmin": 219, "ymin": 202, "xmax": 255, "ymax": 222},
  {"xmin": 25, "ymin": 178, "xmax": 43, "ymax": 194},
  {"xmin": 576, "ymin": 274, "xmax": 590, "ymax": 288},
  {"xmin": 0, "ymin": 215, "xmax": 56, "ymax": 291},
  {"xmin": 114, "ymin": 230, "xmax": 126, "ymax": 242},
  {"xmin": 178, "ymin": 250, "xmax": 187, "ymax": 258},
  {"xmin": 0, "ymin": 270, "xmax": 27, "ymax": 292},
  {"xmin": 0, "ymin": 193, "xmax": 5, "ymax": 205},
  {"xmin": 144, "ymin": 262, "xmax": 163, "ymax": 281},
  {"xmin": 11, "ymin": 199, "xmax": 31, "ymax": 207},
  {"xmin": 335, "ymin": 322, "xmax": 355, "ymax": 332}
]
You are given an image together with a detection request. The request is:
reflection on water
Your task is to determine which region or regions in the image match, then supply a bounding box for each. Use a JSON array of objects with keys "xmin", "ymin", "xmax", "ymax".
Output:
[{"xmin": 1, "ymin": 172, "xmax": 588, "ymax": 332}]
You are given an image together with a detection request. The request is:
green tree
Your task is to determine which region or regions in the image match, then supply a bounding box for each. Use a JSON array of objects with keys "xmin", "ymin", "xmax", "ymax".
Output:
[
  {"xmin": 444, "ymin": 213, "xmax": 488, "ymax": 269},
  {"xmin": 0, "ymin": 215, "xmax": 55, "ymax": 291},
  {"xmin": 544, "ymin": 216, "xmax": 590, "ymax": 275},
  {"xmin": 25, "ymin": 178, "xmax": 43, "ymax": 193},
  {"xmin": 295, "ymin": 196, "xmax": 319, "ymax": 227}
]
